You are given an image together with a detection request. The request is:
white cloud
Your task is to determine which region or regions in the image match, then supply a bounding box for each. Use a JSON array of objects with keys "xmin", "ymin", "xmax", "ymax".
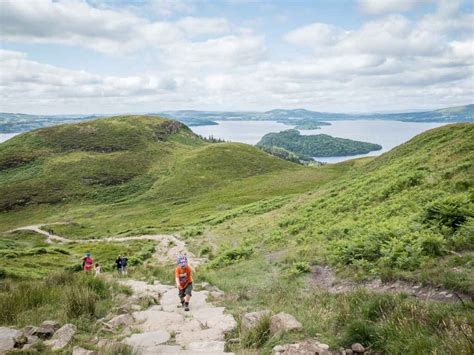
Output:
[
  {"xmin": 163, "ymin": 35, "xmax": 266, "ymax": 68},
  {"xmin": 0, "ymin": 0, "xmax": 230, "ymax": 54},
  {"xmin": 176, "ymin": 17, "xmax": 231, "ymax": 37},
  {"xmin": 0, "ymin": 0, "xmax": 472, "ymax": 114},
  {"xmin": 284, "ymin": 15, "xmax": 446, "ymax": 57},
  {"xmin": 358, "ymin": 0, "xmax": 429, "ymax": 15},
  {"xmin": 283, "ymin": 23, "xmax": 344, "ymax": 47}
]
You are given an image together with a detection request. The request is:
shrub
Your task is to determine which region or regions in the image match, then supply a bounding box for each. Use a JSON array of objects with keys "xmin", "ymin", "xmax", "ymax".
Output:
[
  {"xmin": 207, "ymin": 246, "xmax": 253, "ymax": 269},
  {"xmin": 199, "ymin": 245, "xmax": 212, "ymax": 256},
  {"xmin": 416, "ymin": 233, "xmax": 446, "ymax": 257},
  {"xmin": 182, "ymin": 226, "xmax": 204, "ymax": 237},
  {"xmin": 424, "ymin": 195, "xmax": 472, "ymax": 230},
  {"xmin": 64, "ymin": 285, "xmax": 97, "ymax": 319},
  {"xmin": 241, "ymin": 314, "xmax": 271, "ymax": 348},
  {"xmin": 290, "ymin": 261, "xmax": 311, "ymax": 275}
]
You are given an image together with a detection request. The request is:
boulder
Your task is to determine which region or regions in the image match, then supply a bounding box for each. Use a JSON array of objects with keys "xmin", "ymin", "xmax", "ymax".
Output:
[
  {"xmin": 40, "ymin": 320, "xmax": 60, "ymax": 331},
  {"xmin": 345, "ymin": 350, "xmax": 353, "ymax": 355},
  {"xmin": 272, "ymin": 340, "xmax": 331, "ymax": 354},
  {"xmin": 44, "ymin": 323, "xmax": 77, "ymax": 351},
  {"xmin": 0, "ymin": 327, "xmax": 21, "ymax": 353},
  {"xmin": 241, "ymin": 310, "xmax": 271, "ymax": 333},
  {"xmin": 351, "ymin": 343, "xmax": 365, "ymax": 353},
  {"xmin": 21, "ymin": 326, "xmax": 37, "ymax": 337},
  {"xmin": 73, "ymin": 346, "xmax": 98, "ymax": 355},
  {"xmin": 269, "ymin": 312, "xmax": 303, "ymax": 335},
  {"xmin": 107, "ymin": 314, "xmax": 134, "ymax": 328}
]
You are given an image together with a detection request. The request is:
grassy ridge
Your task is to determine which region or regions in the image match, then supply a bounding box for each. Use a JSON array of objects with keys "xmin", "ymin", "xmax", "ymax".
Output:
[{"xmin": 0, "ymin": 115, "xmax": 350, "ymax": 236}]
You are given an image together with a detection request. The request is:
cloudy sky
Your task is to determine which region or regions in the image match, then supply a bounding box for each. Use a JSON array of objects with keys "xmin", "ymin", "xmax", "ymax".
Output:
[{"xmin": 0, "ymin": 0, "xmax": 473, "ymax": 114}]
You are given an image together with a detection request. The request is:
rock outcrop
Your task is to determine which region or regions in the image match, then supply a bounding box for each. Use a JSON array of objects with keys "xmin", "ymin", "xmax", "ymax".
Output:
[
  {"xmin": 270, "ymin": 312, "xmax": 303, "ymax": 335},
  {"xmin": 44, "ymin": 323, "xmax": 77, "ymax": 351}
]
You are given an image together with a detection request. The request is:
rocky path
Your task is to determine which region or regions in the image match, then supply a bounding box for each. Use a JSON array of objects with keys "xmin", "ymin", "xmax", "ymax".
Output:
[
  {"xmin": 119, "ymin": 280, "xmax": 236, "ymax": 354},
  {"xmin": 11, "ymin": 223, "xmax": 236, "ymax": 354}
]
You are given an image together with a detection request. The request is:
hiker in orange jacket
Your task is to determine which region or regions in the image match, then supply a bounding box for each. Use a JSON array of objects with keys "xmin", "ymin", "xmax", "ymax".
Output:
[{"xmin": 175, "ymin": 255, "xmax": 193, "ymax": 311}]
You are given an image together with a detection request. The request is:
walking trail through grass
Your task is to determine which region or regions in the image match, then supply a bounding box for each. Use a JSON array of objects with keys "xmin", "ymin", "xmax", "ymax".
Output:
[{"xmin": 12, "ymin": 224, "xmax": 236, "ymax": 354}]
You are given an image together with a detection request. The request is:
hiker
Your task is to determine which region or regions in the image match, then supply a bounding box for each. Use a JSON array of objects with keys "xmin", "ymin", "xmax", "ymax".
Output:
[
  {"xmin": 115, "ymin": 255, "xmax": 122, "ymax": 275},
  {"xmin": 175, "ymin": 255, "xmax": 193, "ymax": 311},
  {"xmin": 82, "ymin": 252, "xmax": 94, "ymax": 272},
  {"xmin": 94, "ymin": 263, "xmax": 101, "ymax": 276},
  {"xmin": 121, "ymin": 256, "xmax": 128, "ymax": 275}
]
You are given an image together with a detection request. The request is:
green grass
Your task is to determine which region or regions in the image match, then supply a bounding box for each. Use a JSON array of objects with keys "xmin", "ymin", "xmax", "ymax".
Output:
[
  {"xmin": 0, "ymin": 230, "xmax": 156, "ymax": 278},
  {"xmin": 0, "ymin": 271, "xmax": 131, "ymax": 337},
  {"xmin": 198, "ymin": 254, "xmax": 474, "ymax": 355}
]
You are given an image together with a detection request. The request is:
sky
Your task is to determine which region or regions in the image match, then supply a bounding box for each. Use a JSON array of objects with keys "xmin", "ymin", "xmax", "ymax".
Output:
[{"xmin": 0, "ymin": 0, "xmax": 473, "ymax": 115}]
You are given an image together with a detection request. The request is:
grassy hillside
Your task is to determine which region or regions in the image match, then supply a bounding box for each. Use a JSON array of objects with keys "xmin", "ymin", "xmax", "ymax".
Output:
[
  {"xmin": 189, "ymin": 123, "xmax": 473, "ymax": 354},
  {"xmin": 199, "ymin": 123, "xmax": 473, "ymax": 291},
  {"xmin": 0, "ymin": 115, "xmax": 349, "ymax": 236}
]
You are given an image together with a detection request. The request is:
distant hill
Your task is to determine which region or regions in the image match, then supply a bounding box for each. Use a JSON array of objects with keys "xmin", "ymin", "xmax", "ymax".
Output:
[
  {"xmin": 1, "ymin": 104, "xmax": 472, "ymax": 134},
  {"xmin": 257, "ymin": 129, "xmax": 382, "ymax": 158},
  {"xmin": 368, "ymin": 104, "xmax": 474, "ymax": 122},
  {"xmin": 159, "ymin": 104, "xmax": 474, "ymax": 123},
  {"xmin": 0, "ymin": 112, "xmax": 217, "ymax": 133}
]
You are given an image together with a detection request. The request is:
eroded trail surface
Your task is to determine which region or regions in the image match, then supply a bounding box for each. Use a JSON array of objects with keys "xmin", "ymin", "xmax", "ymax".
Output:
[
  {"xmin": 120, "ymin": 280, "xmax": 236, "ymax": 354},
  {"xmin": 311, "ymin": 265, "xmax": 471, "ymax": 303}
]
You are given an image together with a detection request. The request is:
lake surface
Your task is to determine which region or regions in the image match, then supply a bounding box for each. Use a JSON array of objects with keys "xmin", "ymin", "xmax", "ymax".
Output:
[
  {"xmin": 192, "ymin": 120, "xmax": 292, "ymax": 145},
  {"xmin": 0, "ymin": 133, "xmax": 20, "ymax": 143},
  {"xmin": 192, "ymin": 120, "xmax": 448, "ymax": 163}
]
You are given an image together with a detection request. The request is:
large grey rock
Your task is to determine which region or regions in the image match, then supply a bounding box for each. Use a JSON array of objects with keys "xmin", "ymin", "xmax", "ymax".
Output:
[
  {"xmin": 270, "ymin": 312, "xmax": 303, "ymax": 335},
  {"xmin": 0, "ymin": 327, "xmax": 21, "ymax": 353},
  {"xmin": 44, "ymin": 323, "xmax": 77, "ymax": 351},
  {"xmin": 351, "ymin": 343, "xmax": 365, "ymax": 353},
  {"xmin": 73, "ymin": 346, "xmax": 98, "ymax": 355},
  {"xmin": 107, "ymin": 313, "xmax": 134, "ymax": 328},
  {"xmin": 241, "ymin": 310, "xmax": 271, "ymax": 333}
]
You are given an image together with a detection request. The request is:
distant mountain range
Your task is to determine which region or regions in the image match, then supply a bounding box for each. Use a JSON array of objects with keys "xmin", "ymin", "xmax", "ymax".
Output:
[
  {"xmin": 1, "ymin": 104, "xmax": 472, "ymax": 133},
  {"xmin": 159, "ymin": 104, "xmax": 474, "ymax": 123}
]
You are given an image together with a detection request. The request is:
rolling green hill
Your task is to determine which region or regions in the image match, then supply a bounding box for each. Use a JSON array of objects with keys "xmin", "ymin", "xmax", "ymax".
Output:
[
  {"xmin": 0, "ymin": 115, "xmax": 349, "ymax": 235},
  {"xmin": 257, "ymin": 129, "xmax": 382, "ymax": 157}
]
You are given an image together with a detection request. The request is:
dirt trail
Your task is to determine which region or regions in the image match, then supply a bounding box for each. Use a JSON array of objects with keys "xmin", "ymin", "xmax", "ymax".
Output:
[
  {"xmin": 11, "ymin": 224, "xmax": 236, "ymax": 354},
  {"xmin": 310, "ymin": 265, "xmax": 471, "ymax": 303}
]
